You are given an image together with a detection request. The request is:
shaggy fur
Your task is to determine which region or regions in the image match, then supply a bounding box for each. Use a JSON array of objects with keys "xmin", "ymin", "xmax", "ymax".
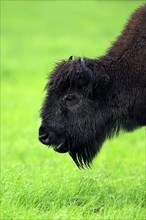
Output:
[{"xmin": 39, "ymin": 5, "xmax": 146, "ymax": 168}]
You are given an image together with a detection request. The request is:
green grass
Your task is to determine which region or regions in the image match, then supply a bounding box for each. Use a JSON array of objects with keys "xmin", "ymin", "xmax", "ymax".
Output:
[{"xmin": 1, "ymin": 1, "xmax": 145, "ymax": 219}]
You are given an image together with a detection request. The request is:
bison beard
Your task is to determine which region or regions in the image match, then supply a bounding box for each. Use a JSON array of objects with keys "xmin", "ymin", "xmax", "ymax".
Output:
[{"xmin": 39, "ymin": 5, "xmax": 146, "ymax": 168}]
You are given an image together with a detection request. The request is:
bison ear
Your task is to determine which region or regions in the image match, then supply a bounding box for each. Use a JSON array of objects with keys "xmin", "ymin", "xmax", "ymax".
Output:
[
  {"xmin": 68, "ymin": 56, "xmax": 73, "ymax": 61},
  {"xmin": 93, "ymin": 74, "xmax": 111, "ymax": 94}
]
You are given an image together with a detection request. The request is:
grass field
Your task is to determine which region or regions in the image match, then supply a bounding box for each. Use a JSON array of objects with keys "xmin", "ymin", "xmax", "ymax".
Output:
[{"xmin": 1, "ymin": 1, "xmax": 146, "ymax": 219}]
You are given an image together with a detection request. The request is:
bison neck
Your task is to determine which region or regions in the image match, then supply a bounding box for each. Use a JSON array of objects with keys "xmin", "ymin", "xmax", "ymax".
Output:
[
  {"xmin": 99, "ymin": 5, "xmax": 146, "ymax": 131},
  {"xmin": 101, "ymin": 55, "xmax": 146, "ymax": 131}
]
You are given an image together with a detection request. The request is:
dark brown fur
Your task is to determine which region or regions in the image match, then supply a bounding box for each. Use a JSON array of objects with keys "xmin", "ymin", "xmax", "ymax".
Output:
[{"xmin": 39, "ymin": 5, "xmax": 146, "ymax": 168}]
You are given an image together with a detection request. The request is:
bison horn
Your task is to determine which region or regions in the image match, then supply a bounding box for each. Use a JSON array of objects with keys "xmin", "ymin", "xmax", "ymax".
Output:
[
  {"xmin": 68, "ymin": 56, "xmax": 73, "ymax": 60},
  {"xmin": 80, "ymin": 58, "xmax": 87, "ymax": 71}
]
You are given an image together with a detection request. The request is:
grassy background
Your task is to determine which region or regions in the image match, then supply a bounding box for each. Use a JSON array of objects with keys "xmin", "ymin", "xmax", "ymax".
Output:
[{"xmin": 1, "ymin": 1, "xmax": 145, "ymax": 219}]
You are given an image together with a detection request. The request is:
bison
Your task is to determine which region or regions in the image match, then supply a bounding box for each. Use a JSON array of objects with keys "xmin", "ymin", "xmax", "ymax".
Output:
[{"xmin": 39, "ymin": 5, "xmax": 146, "ymax": 168}]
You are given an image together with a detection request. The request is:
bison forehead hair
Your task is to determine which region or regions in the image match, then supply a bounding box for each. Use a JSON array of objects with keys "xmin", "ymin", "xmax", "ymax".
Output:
[{"xmin": 40, "ymin": 57, "xmax": 114, "ymax": 168}]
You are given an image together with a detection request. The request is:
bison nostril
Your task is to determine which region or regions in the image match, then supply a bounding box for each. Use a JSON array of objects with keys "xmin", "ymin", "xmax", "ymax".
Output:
[
  {"xmin": 38, "ymin": 126, "xmax": 50, "ymax": 145},
  {"xmin": 39, "ymin": 133, "xmax": 48, "ymax": 139},
  {"xmin": 38, "ymin": 125, "xmax": 64, "ymax": 146},
  {"xmin": 39, "ymin": 125, "xmax": 46, "ymax": 135},
  {"xmin": 38, "ymin": 133, "xmax": 50, "ymax": 145}
]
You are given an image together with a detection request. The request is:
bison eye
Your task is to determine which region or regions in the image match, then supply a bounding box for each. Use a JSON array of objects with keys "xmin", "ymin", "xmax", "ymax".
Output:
[{"xmin": 64, "ymin": 94, "xmax": 78, "ymax": 106}]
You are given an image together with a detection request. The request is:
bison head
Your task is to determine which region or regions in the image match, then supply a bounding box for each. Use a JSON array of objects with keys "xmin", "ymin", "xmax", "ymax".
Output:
[{"xmin": 39, "ymin": 57, "xmax": 113, "ymax": 168}]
